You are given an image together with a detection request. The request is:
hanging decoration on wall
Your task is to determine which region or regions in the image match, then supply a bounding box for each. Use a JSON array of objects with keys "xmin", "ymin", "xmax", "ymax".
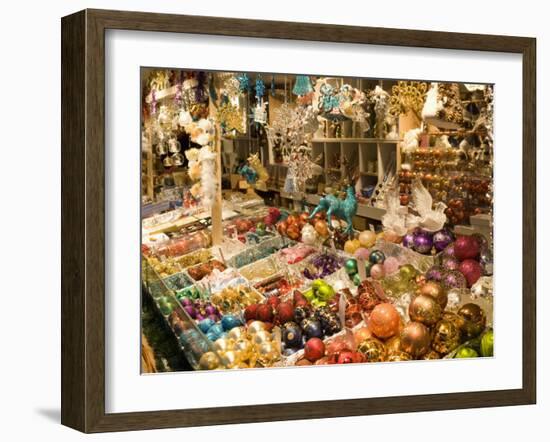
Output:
[
  {"xmin": 253, "ymin": 75, "xmax": 267, "ymax": 124},
  {"xmin": 236, "ymin": 73, "xmax": 250, "ymax": 93},
  {"xmin": 293, "ymin": 75, "xmax": 313, "ymax": 96},
  {"xmin": 217, "ymin": 100, "xmax": 245, "ymax": 134},
  {"xmin": 422, "ymin": 82, "xmax": 464, "ymax": 129},
  {"xmin": 388, "ymin": 81, "xmax": 428, "ymax": 119}
]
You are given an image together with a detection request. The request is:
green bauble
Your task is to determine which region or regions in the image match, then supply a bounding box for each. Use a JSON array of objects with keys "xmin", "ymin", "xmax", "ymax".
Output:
[
  {"xmin": 480, "ymin": 330, "xmax": 494, "ymax": 357},
  {"xmin": 353, "ymin": 273, "xmax": 362, "ymax": 286},
  {"xmin": 455, "ymin": 347, "xmax": 479, "ymax": 358},
  {"xmin": 345, "ymin": 259, "xmax": 358, "ymax": 275},
  {"xmin": 399, "ymin": 264, "xmax": 418, "ymax": 282}
]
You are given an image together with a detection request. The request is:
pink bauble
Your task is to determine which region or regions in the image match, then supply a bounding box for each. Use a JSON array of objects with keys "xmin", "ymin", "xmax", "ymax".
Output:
[
  {"xmin": 383, "ymin": 257, "xmax": 400, "ymax": 275},
  {"xmin": 353, "ymin": 247, "xmax": 370, "ymax": 260},
  {"xmin": 454, "ymin": 235, "xmax": 480, "ymax": 261},
  {"xmin": 459, "ymin": 259, "xmax": 482, "ymax": 287},
  {"xmin": 370, "ymin": 263, "xmax": 385, "ymax": 280}
]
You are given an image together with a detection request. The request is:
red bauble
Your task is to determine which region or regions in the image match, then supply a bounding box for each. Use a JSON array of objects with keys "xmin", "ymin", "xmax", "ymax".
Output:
[
  {"xmin": 244, "ymin": 304, "xmax": 258, "ymax": 321},
  {"xmin": 459, "ymin": 259, "xmax": 482, "ymax": 287},
  {"xmin": 256, "ymin": 304, "xmax": 274, "ymax": 322},
  {"xmin": 267, "ymin": 296, "xmax": 281, "ymax": 309},
  {"xmin": 293, "ymin": 290, "xmax": 308, "ymax": 307},
  {"xmin": 337, "ymin": 350, "xmax": 355, "ymax": 364},
  {"xmin": 276, "ymin": 302, "xmax": 295, "ymax": 323},
  {"xmin": 454, "ymin": 235, "xmax": 480, "ymax": 260},
  {"xmin": 304, "ymin": 337, "xmax": 326, "ymax": 362}
]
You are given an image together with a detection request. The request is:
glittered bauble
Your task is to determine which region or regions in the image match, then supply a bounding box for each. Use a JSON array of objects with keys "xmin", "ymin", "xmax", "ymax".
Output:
[
  {"xmin": 227, "ymin": 326, "xmax": 246, "ymax": 341},
  {"xmin": 368, "ymin": 303, "xmax": 401, "ymax": 339},
  {"xmin": 385, "ymin": 335, "xmax": 402, "ymax": 353},
  {"xmin": 357, "ymin": 338, "xmax": 387, "ymax": 362},
  {"xmin": 257, "ymin": 342, "xmax": 279, "ymax": 365},
  {"xmin": 219, "ymin": 350, "xmax": 241, "ymax": 368},
  {"xmin": 413, "ymin": 230, "xmax": 433, "ymax": 254},
  {"xmin": 408, "ymin": 294, "xmax": 442, "ymax": 326},
  {"xmin": 458, "ymin": 259, "xmax": 482, "ymax": 287},
  {"xmin": 419, "ymin": 281, "xmax": 448, "ymax": 310},
  {"xmin": 433, "ymin": 229, "xmax": 455, "ymax": 252},
  {"xmin": 293, "ymin": 305, "xmax": 310, "ymax": 323},
  {"xmin": 252, "ymin": 330, "xmax": 273, "ymax": 346},
  {"xmin": 383, "ymin": 257, "xmax": 400, "ymax": 275},
  {"xmin": 387, "ymin": 350, "xmax": 413, "ymax": 362},
  {"xmin": 370, "ymin": 263, "xmax": 385, "ymax": 280},
  {"xmin": 402, "ymin": 232, "xmax": 415, "ymax": 249},
  {"xmin": 399, "ymin": 264, "xmax": 418, "ymax": 282},
  {"xmin": 422, "ymin": 350, "xmax": 441, "ymax": 360},
  {"xmin": 441, "ymin": 256, "xmax": 460, "ymax": 271},
  {"xmin": 442, "ymin": 243, "xmax": 455, "ymax": 259},
  {"xmin": 441, "ymin": 270, "xmax": 467, "ymax": 290},
  {"xmin": 455, "ymin": 347, "xmax": 479, "ymax": 358},
  {"xmin": 369, "ymin": 250, "xmax": 386, "ymax": 264},
  {"xmin": 359, "ymin": 230, "xmax": 377, "ymax": 248},
  {"xmin": 345, "ymin": 258, "xmax": 358, "ymax": 275},
  {"xmin": 314, "ymin": 220, "xmax": 329, "ymax": 237},
  {"xmin": 244, "ymin": 304, "xmax": 258, "ymax": 322},
  {"xmin": 431, "ymin": 319, "xmax": 460, "ymax": 354},
  {"xmin": 425, "ymin": 266, "xmax": 444, "ymax": 282},
  {"xmin": 357, "ymin": 280, "xmax": 383, "ymax": 313},
  {"xmin": 454, "ymin": 235, "xmax": 480, "ymax": 260},
  {"xmin": 198, "ymin": 318, "xmax": 215, "ymax": 333},
  {"xmin": 301, "ymin": 318, "xmax": 323, "ymax": 339},
  {"xmin": 458, "ymin": 303, "xmax": 487, "ymax": 340},
  {"xmin": 282, "ymin": 321, "xmax": 303, "ymax": 348},
  {"xmin": 336, "ymin": 350, "xmax": 356, "ymax": 364},
  {"xmin": 199, "ymin": 351, "xmax": 220, "ymax": 370},
  {"xmin": 472, "ymin": 233, "xmax": 489, "ymax": 250},
  {"xmin": 304, "ymin": 337, "xmax": 326, "ymax": 362},
  {"xmin": 400, "ymin": 322, "xmax": 431, "ymax": 358}
]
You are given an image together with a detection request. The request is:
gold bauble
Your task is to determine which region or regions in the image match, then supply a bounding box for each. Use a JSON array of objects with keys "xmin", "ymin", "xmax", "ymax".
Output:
[
  {"xmin": 409, "ymin": 294, "xmax": 442, "ymax": 326},
  {"xmin": 422, "ymin": 350, "xmax": 442, "ymax": 360},
  {"xmin": 387, "ymin": 350, "xmax": 412, "ymax": 362},
  {"xmin": 442, "ymin": 311, "xmax": 465, "ymax": 331},
  {"xmin": 400, "ymin": 321, "xmax": 431, "ymax": 358},
  {"xmin": 257, "ymin": 342, "xmax": 279, "ymax": 366},
  {"xmin": 234, "ymin": 338, "xmax": 254, "ymax": 360},
  {"xmin": 399, "ymin": 264, "xmax": 418, "ymax": 282},
  {"xmin": 213, "ymin": 338, "xmax": 234, "ymax": 353},
  {"xmin": 219, "ymin": 350, "xmax": 241, "ymax": 368},
  {"xmin": 198, "ymin": 351, "xmax": 220, "ymax": 370},
  {"xmin": 385, "ymin": 335, "xmax": 402, "ymax": 353},
  {"xmin": 457, "ymin": 303, "xmax": 487, "ymax": 340},
  {"xmin": 252, "ymin": 330, "xmax": 273, "ymax": 346},
  {"xmin": 227, "ymin": 326, "xmax": 247, "ymax": 341},
  {"xmin": 431, "ymin": 319, "xmax": 460, "ymax": 355},
  {"xmin": 357, "ymin": 338, "xmax": 387, "ymax": 363},
  {"xmin": 247, "ymin": 320, "xmax": 267, "ymax": 336},
  {"xmin": 419, "ymin": 281, "xmax": 448, "ymax": 310}
]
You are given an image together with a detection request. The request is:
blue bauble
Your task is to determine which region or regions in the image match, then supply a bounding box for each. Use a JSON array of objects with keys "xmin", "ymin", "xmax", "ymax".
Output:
[
  {"xmin": 209, "ymin": 323, "xmax": 224, "ymax": 339},
  {"xmin": 198, "ymin": 318, "xmax": 215, "ymax": 333},
  {"xmin": 282, "ymin": 321, "xmax": 303, "ymax": 348},
  {"xmin": 221, "ymin": 315, "xmax": 242, "ymax": 331},
  {"xmin": 205, "ymin": 331, "xmax": 218, "ymax": 341},
  {"xmin": 369, "ymin": 250, "xmax": 385, "ymax": 264},
  {"xmin": 301, "ymin": 318, "xmax": 323, "ymax": 339}
]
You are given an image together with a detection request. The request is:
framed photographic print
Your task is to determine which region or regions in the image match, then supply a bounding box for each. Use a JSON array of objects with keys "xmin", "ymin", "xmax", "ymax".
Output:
[{"xmin": 61, "ymin": 9, "xmax": 536, "ymax": 433}]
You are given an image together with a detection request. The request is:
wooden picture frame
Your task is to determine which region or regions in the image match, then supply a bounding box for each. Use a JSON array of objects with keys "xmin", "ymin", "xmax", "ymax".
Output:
[{"xmin": 61, "ymin": 8, "xmax": 536, "ymax": 433}]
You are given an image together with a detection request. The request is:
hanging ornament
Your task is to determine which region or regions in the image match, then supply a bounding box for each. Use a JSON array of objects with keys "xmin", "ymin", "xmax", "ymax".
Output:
[
  {"xmin": 237, "ymin": 73, "xmax": 250, "ymax": 93},
  {"xmin": 271, "ymin": 75, "xmax": 276, "ymax": 97},
  {"xmin": 293, "ymin": 75, "xmax": 313, "ymax": 96},
  {"xmin": 255, "ymin": 75, "xmax": 266, "ymax": 101}
]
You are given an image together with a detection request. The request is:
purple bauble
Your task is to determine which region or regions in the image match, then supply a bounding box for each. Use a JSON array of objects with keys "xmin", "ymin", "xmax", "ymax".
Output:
[
  {"xmin": 402, "ymin": 232, "xmax": 415, "ymax": 249},
  {"xmin": 425, "ymin": 265, "xmax": 444, "ymax": 282},
  {"xmin": 180, "ymin": 297, "xmax": 193, "ymax": 307},
  {"xmin": 413, "ymin": 230, "xmax": 434, "ymax": 254},
  {"xmin": 204, "ymin": 304, "xmax": 219, "ymax": 316},
  {"xmin": 442, "ymin": 243, "xmax": 456, "ymax": 259},
  {"xmin": 433, "ymin": 229, "xmax": 455, "ymax": 252},
  {"xmin": 442, "ymin": 255, "xmax": 460, "ymax": 271},
  {"xmin": 183, "ymin": 305, "xmax": 197, "ymax": 319},
  {"xmin": 441, "ymin": 270, "xmax": 467, "ymax": 290}
]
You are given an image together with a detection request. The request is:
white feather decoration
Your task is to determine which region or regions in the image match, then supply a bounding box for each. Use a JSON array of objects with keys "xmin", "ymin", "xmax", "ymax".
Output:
[
  {"xmin": 410, "ymin": 179, "xmax": 447, "ymax": 232},
  {"xmin": 381, "ymin": 187, "xmax": 408, "ymax": 236},
  {"xmin": 198, "ymin": 146, "xmax": 217, "ymax": 209},
  {"xmin": 421, "ymin": 82, "xmax": 443, "ymax": 119},
  {"xmin": 402, "ymin": 128, "xmax": 423, "ymax": 153}
]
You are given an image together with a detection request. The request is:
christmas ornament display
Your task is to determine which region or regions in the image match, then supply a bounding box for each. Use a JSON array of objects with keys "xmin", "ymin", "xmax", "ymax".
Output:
[
  {"xmin": 400, "ymin": 322, "xmax": 431, "ymax": 358},
  {"xmin": 368, "ymin": 303, "xmax": 401, "ymax": 339}
]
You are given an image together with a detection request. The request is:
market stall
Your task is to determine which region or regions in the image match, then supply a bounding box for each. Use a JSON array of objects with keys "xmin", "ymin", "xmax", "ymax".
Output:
[{"xmin": 140, "ymin": 69, "xmax": 494, "ymax": 371}]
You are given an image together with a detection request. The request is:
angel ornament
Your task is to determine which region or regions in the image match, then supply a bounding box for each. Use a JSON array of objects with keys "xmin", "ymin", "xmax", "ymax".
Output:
[{"xmin": 407, "ymin": 179, "xmax": 447, "ymax": 232}]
